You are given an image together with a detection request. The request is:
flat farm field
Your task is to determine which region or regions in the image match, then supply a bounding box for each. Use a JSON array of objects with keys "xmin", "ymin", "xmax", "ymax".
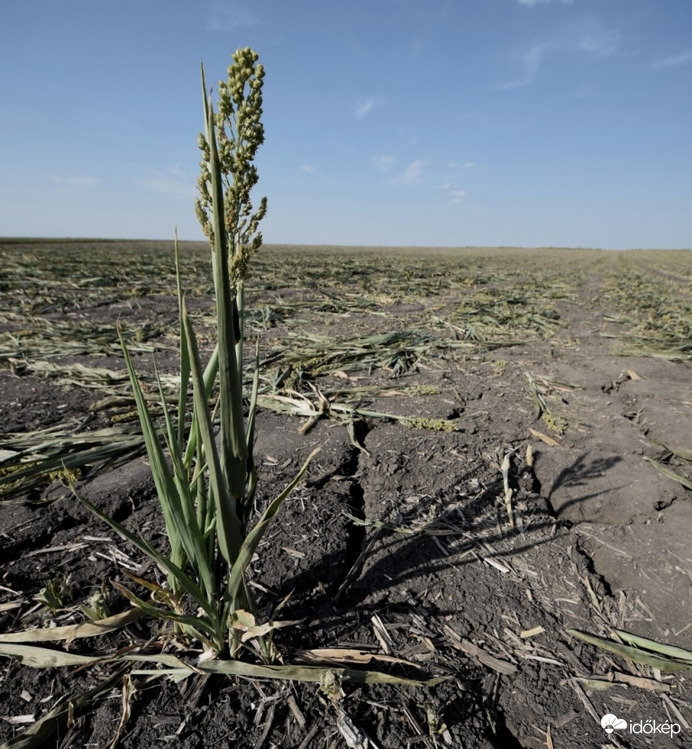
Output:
[{"xmin": 1, "ymin": 240, "xmax": 691, "ymax": 748}]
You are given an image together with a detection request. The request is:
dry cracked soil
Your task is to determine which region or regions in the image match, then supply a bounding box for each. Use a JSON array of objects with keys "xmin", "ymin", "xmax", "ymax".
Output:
[{"xmin": 0, "ymin": 243, "xmax": 690, "ymax": 749}]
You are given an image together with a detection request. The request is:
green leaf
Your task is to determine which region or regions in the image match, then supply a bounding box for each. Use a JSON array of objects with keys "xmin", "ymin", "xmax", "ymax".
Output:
[
  {"xmin": 202, "ymin": 68, "xmax": 247, "ymax": 504},
  {"xmin": 567, "ymin": 629, "xmax": 692, "ymax": 672},
  {"xmin": 183, "ymin": 302, "xmax": 243, "ymax": 567},
  {"xmin": 662, "ymin": 444, "xmax": 692, "ymax": 462},
  {"xmin": 111, "ymin": 581, "xmax": 217, "ymax": 650},
  {"xmin": 644, "ymin": 457, "xmax": 692, "ymax": 490},
  {"xmin": 118, "ymin": 328, "xmax": 216, "ymax": 598},
  {"xmin": 73, "ymin": 489, "xmax": 216, "ymax": 624},
  {"xmin": 613, "ymin": 628, "xmax": 692, "ymax": 663},
  {"xmin": 174, "ymin": 231, "xmax": 191, "ymax": 452},
  {"xmin": 242, "ymin": 340, "xmax": 261, "ymax": 522}
]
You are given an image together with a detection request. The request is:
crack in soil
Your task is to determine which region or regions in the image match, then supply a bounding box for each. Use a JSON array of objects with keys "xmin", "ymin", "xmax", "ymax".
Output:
[
  {"xmin": 574, "ymin": 538, "xmax": 615, "ymax": 598},
  {"xmin": 326, "ymin": 422, "xmax": 370, "ymax": 603},
  {"xmin": 491, "ymin": 713, "xmax": 526, "ymax": 749}
]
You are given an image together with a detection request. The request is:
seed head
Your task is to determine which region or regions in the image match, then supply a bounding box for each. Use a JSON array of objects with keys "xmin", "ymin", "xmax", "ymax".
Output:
[{"xmin": 197, "ymin": 50, "xmax": 267, "ymax": 289}]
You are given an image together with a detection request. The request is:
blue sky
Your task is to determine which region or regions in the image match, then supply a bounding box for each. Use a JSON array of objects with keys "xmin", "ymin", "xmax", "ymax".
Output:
[{"xmin": 1, "ymin": 0, "xmax": 691, "ymax": 249}]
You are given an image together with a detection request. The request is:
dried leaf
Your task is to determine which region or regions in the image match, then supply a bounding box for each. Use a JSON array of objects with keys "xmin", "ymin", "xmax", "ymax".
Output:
[
  {"xmin": 529, "ymin": 428, "xmax": 561, "ymax": 447},
  {"xmin": 0, "ymin": 608, "xmax": 143, "ymax": 643}
]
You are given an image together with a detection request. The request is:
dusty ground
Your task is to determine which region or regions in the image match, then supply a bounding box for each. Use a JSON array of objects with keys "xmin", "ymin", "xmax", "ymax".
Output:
[{"xmin": 0, "ymin": 241, "xmax": 691, "ymax": 748}]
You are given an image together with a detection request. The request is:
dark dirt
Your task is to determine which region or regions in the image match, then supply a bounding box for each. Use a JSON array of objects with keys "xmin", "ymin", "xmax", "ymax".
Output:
[{"xmin": 1, "ymin": 243, "xmax": 691, "ymax": 748}]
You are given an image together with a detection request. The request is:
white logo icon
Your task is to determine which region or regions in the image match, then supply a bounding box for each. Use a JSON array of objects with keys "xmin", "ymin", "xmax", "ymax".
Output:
[{"xmin": 601, "ymin": 714, "xmax": 627, "ymax": 734}]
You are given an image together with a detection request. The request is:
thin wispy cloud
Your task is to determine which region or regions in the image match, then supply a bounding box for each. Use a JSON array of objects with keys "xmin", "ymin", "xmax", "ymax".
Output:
[
  {"xmin": 354, "ymin": 97, "xmax": 385, "ymax": 119},
  {"xmin": 48, "ymin": 175, "xmax": 99, "ymax": 187},
  {"xmin": 389, "ymin": 159, "xmax": 426, "ymax": 186},
  {"xmin": 299, "ymin": 164, "xmax": 329, "ymax": 181},
  {"xmin": 398, "ymin": 128, "xmax": 418, "ymax": 147},
  {"xmin": 438, "ymin": 182, "xmax": 466, "ymax": 203},
  {"xmin": 138, "ymin": 177, "xmax": 189, "ymax": 196},
  {"xmin": 371, "ymin": 155, "xmax": 396, "ymax": 171},
  {"xmin": 573, "ymin": 83, "xmax": 604, "ymax": 99},
  {"xmin": 207, "ymin": 3, "xmax": 259, "ymax": 31},
  {"xmin": 494, "ymin": 42, "xmax": 551, "ymax": 90},
  {"xmin": 494, "ymin": 20, "xmax": 621, "ymax": 89},
  {"xmin": 653, "ymin": 48, "xmax": 692, "ymax": 69},
  {"xmin": 577, "ymin": 28, "xmax": 620, "ymax": 57},
  {"xmin": 138, "ymin": 166, "xmax": 191, "ymax": 196}
]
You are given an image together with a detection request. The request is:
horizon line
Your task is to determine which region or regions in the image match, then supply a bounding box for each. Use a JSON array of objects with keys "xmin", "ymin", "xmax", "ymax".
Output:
[{"xmin": 1, "ymin": 236, "xmax": 690, "ymax": 252}]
